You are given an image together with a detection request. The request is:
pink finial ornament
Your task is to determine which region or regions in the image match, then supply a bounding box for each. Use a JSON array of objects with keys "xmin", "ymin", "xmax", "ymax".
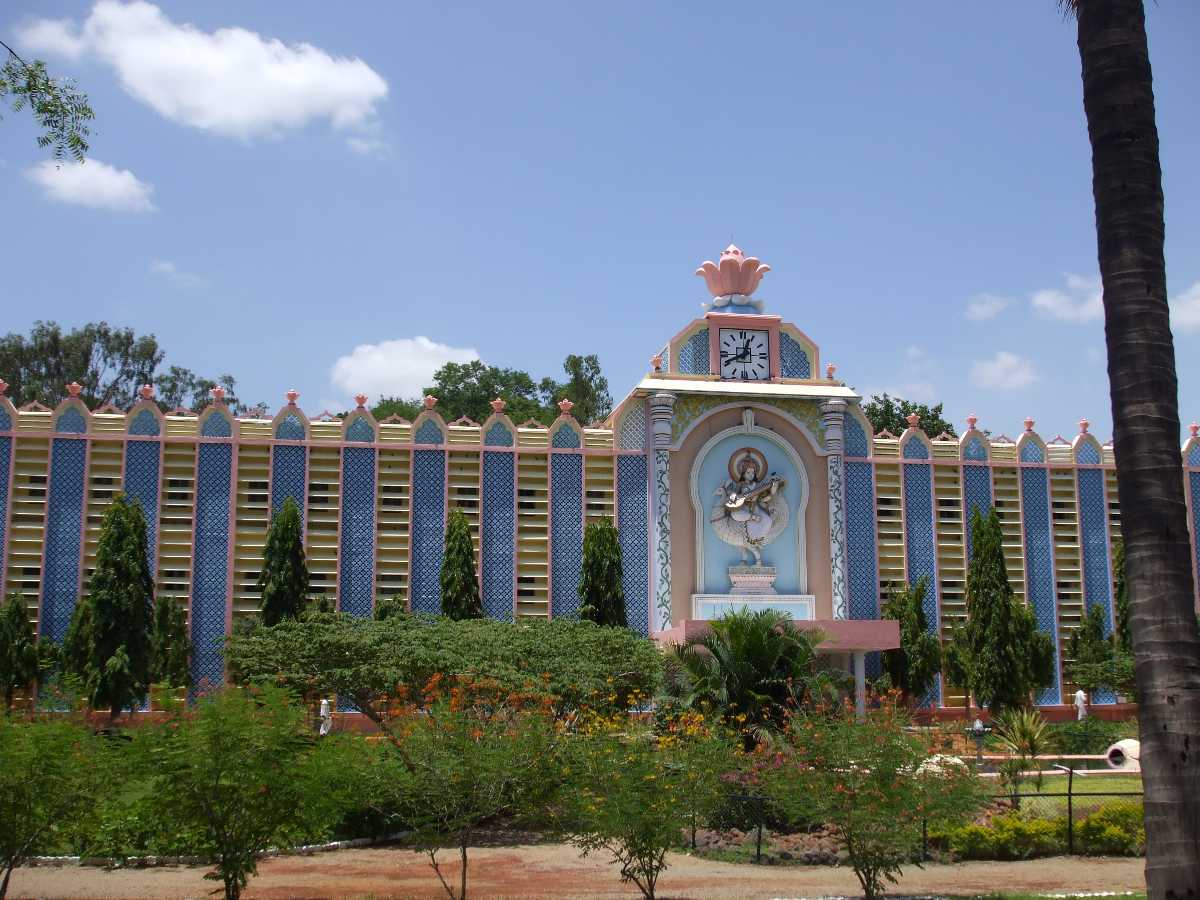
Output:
[
  {"xmin": 966, "ymin": 413, "xmax": 978, "ymax": 431},
  {"xmin": 650, "ymin": 354, "xmax": 663, "ymax": 373},
  {"xmin": 355, "ymin": 393, "xmax": 368, "ymax": 409},
  {"xmin": 558, "ymin": 398, "xmax": 575, "ymax": 415},
  {"xmin": 66, "ymin": 382, "xmax": 82, "ymax": 398},
  {"xmin": 286, "ymin": 389, "xmax": 299, "ymax": 405},
  {"xmin": 139, "ymin": 384, "xmax": 154, "ymax": 401},
  {"xmin": 695, "ymin": 244, "xmax": 770, "ymax": 298},
  {"xmin": 490, "ymin": 397, "xmax": 506, "ymax": 413},
  {"xmin": 210, "ymin": 385, "xmax": 226, "ymax": 402},
  {"xmin": 1024, "ymin": 417, "xmax": 1035, "ymax": 433},
  {"xmin": 906, "ymin": 412, "xmax": 921, "ymax": 430},
  {"xmin": 826, "ymin": 362, "xmax": 837, "ymax": 380},
  {"xmin": 423, "ymin": 395, "xmax": 438, "ymax": 410},
  {"xmin": 1191, "ymin": 422, "xmax": 1200, "ymax": 438},
  {"xmin": 1079, "ymin": 418, "xmax": 1090, "ymax": 435}
]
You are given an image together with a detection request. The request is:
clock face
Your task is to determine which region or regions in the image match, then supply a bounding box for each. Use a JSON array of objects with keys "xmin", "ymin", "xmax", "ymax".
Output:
[{"xmin": 718, "ymin": 328, "xmax": 770, "ymax": 380}]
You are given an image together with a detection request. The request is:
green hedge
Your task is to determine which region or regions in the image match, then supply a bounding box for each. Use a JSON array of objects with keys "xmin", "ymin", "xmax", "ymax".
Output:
[{"xmin": 936, "ymin": 802, "xmax": 1144, "ymax": 860}]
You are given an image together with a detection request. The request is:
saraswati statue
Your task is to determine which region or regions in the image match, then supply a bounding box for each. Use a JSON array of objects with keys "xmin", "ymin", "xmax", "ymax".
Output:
[{"xmin": 710, "ymin": 447, "xmax": 788, "ymax": 566}]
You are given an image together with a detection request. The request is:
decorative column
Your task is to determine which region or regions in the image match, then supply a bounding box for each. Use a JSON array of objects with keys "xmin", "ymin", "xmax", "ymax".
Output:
[
  {"xmin": 649, "ymin": 391, "xmax": 675, "ymax": 631},
  {"xmin": 821, "ymin": 399, "xmax": 849, "ymax": 619}
]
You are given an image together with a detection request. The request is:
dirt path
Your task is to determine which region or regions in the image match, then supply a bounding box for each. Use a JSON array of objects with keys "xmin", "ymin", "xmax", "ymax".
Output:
[{"xmin": 8, "ymin": 845, "xmax": 1146, "ymax": 899}]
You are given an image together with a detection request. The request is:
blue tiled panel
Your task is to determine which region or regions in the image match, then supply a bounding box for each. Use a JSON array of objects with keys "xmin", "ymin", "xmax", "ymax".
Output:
[
  {"xmin": 617, "ymin": 455, "xmax": 649, "ymax": 635},
  {"xmin": 1020, "ymin": 464, "xmax": 1062, "ymax": 705},
  {"xmin": 902, "ymin": 457, "xmax": 940, "ymax": 704},
  {"xmin": 0, "ymin": 437, "xmax": 9, "ymax": 586},
  {"xmin": 1078, "ymin": 466, "xmax": 1116, "ymax": 703},
  {"xmin": 414, "ymin": 419, "xmax": 444, "ymax": 445},
  {"xmin": 338, "ymin": 446, "xmax": 376, "ymax": 617},
  {"xmin": 551, "ymin": 453, "xmax": 584, "ymax": 618},
  {"xmin": 201, "ymin": 412, "xmax": 233, "ymax": 438},
  {"xmin": 962, "ymin": 437, "xmax": 988, "ymax": 462},
  {"xmin": 1076, "ymin": 441, "xmax": 1101, "ymax": 465},
  {"xmin": 347, "ymin": 417, "xmax": 375, "ymax": 442},
  {"xmin": 1191, "ymin": 473, "xmax": 1200, "ymax": 610},
  {"xmin": 677, "ymin": 328, "xmax": 710, "ymax": 375},
  {"xmin": 779, "ymin": 332, "xmax": 811, "ymax": 379},
  {"xmin": 618, "ymin": 403, "xmax": 646, "ymax": 450},
  {"xmin": 128, "ymin": 409, "xmax": 160, "ymax": 436},
  {"xmin": 275, "ymin": 413, "xmax": 305, "ymax": 440},
  {"xmin": 1020, "ymin": 440, "xmax": 1044, "ymax": 464},
  {"xmin": 481, "ymin": 451, "xmax": 515, "ymax": 621},
  {"xmin": 552, "ymin": 425, "xmax": 580, "ymax": 449},
  {"xmin": 55, "ymin": 407, "xmax": 86, "ymax": 434},
  {"xmin": 40, "ymin": 438, "xmax": 86, "ymax": 642},
  {"xmin": 846, "ymin": 461, "xmax": 878, "ymax": 621},
  {"xmin": 410, "ymin": 449, "xmax": 445, "ymax": 614},
  {"xmin": 844, "ymin": 415, "xmax": 869, "ymax": 458},
  {"xmin": 124, "ymin": 441, "xmax": 161, "ymax": 562},
  {"xmin": 0, "ymin": 406, "xmax": 10, "ymax": 431},
  {"xmin": 902, "ymin": 437, "xmax": 929, "ymax": 460},
  {"xmin": 484, "ymin": 422, "xmax": 513, "ymax": 447},
  {"xmin": 1189, "ymin": 444, "xmax": 1200, "ymax": 467},
  {"xmin": 271, "ymin": 444, "xmax": 306, "ymax": 515},
  {"xmin": 191, "ymin": 443, "xmax": 231, "ymax": 690},
  {"xmin": 963, "ymin": 465, "xmax": 992, "ymax": 560}
]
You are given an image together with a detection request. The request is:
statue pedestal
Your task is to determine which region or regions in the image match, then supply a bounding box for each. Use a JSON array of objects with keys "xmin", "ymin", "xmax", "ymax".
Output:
[
  {"xmin": 727, "ymin": 565, "xmax": 777, "ymax": 595},
  {"xmin": 691, "ymin": 593, "xmax": 816, "ymax": 621}
]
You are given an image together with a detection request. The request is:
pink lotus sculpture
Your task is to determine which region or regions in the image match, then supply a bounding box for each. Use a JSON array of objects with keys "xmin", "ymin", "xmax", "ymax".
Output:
[{"xmin": 695, "ymin": 244, "xmax": 770, "ymax": 311}]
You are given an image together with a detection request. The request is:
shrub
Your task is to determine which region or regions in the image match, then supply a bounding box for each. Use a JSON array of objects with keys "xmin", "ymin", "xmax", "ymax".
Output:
[
  {"xmin": 1075, "ymin": 803, "xmax": 1145, "ymax": 856},
  {"xmin": 1050, "ymin": 717, "xmax": 1125, "ymax": 754},
  {"xmin": 944, "ymin": 813, "xmax": 1065, "ymax": 860},
  {"xmin": 579, "ymin": 519, "xmax": 626, "ymax": 627}
]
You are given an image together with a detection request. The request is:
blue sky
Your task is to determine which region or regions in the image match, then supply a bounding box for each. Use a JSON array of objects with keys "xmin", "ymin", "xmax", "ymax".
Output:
[{"xmin": 3, "ymin": 1, "xmax": 1198, "ymax": 439}]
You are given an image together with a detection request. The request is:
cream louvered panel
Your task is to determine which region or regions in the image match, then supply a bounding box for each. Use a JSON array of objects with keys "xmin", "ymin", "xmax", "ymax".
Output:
[
  {"xmin": 232, "ymin": 444, "xmax": 270, "ymax": 621},
  {"xmin": 80, "ymin": 440, "xmax": 124, "ymax": 589},
  {"xmin": 376, "ymin": 448, "xmax": 410, "ymax": 605},
  {"xmin": 1105, "ymin": 469, "xmax": 1122, "ymax": 544},
  {"xmin": 306, "ymin": 446, "xmax": 340, "ymax": 605},
  {"xmin": 157, "ymin": 442, "xmax": 196, "ymax": 612},
  {"xmin": 584, "ymin": 454, "xmax": 615, "ymax": 525},
  {"xmin": 516, "ymin": 452, "xmax": 549, "ymax": 619},
  {"xmin": 5, "ymin": 438, "xmax": 50, "ymax": 613},
  {"xmin": 874, "ymin": 463, "xmax": 904, "ymax": 600},
  {"xmin": 991, "ymin": 466, "xmax": 1026, "ymax": 603},
  {"xmin": 934, "ymin": 465, "xmax": 965, "ymax": 632}
]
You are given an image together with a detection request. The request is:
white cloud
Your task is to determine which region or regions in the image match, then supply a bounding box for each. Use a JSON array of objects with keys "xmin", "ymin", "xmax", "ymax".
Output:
[
  {"xmin": 970, "ymin": 351, "xmax": 1038, "ymax": 390},
  {"xmin": 18, "ymin": 1, "xmax": 388, "ymax": 141},
  {"xmin": 149, "ymin": 258, "xmax": 204, "ymax": 288},
  {"xmin": 1032, "ymin": 273, "xmax": 1103, "ymax": 322},
  {"xmin": 26, "ymin": 158, "xmax": 155, "ymax": 212},
  {"xmin": 965, "ymin": 293, "xmax": 1011, "ymax": 321},
  {"xmin": 330, "ymin": 337, "xmax": 480, "ymax": 403},
  {"xmin": 1170, "ymin": 281, "xmax": 1200, "ymax": 334}
]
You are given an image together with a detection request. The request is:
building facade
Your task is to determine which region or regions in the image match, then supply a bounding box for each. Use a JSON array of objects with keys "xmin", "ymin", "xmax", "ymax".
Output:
[{"xmin": 2, "ymin": 245, "xmax": 1197, "ymax": 707}]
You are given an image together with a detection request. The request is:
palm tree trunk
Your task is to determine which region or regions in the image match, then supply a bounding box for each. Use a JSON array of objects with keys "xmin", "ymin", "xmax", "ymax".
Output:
[{"xmin": 1072, "ymin": 1, "xmax": 1200, "ymax": 892}]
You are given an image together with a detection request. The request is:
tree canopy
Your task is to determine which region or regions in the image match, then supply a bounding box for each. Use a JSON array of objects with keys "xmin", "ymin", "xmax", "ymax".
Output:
[
  {"xmin": 257, "ymin": 498, "xmax": 309, "ymax": 627},
  {"xmin": 880, "ymin": 577, "xmax": 942, "ymax": 705},
  {"xmin": 440, "ymin": 508, "xmax": 483, "ymax": 620},
  {"xmin": 862, "ymin": 393, "xmax": 956, "ymax": 438},
  {"xmin": 579, "ymin": 519, "xmax": 627, "ymax": 628}
]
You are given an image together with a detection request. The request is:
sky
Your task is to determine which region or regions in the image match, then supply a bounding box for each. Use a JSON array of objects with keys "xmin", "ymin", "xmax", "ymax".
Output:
[{"xmin": 2, "ymin": 1, "xmax": 1199, "ymax": 439}]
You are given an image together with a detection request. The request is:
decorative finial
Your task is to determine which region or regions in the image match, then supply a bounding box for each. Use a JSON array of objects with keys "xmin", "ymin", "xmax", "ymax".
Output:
[
  {"xmin": 558, "ymin": 398, "xmax": 575, "ymax": 415},
  {"xmin": 286, "ymin": 389, "xmax": 299, "ymax": 405},
  {"xmin": 66, "ymin": 382, "xmax": 82, "ymax": 398},
  {"xmin": 210, "ymin": 386, "xmax": 226, "ymax": 402},
  {"xmin": 966, "ymin": 413, "xmax": 978, "ymax": 431},
  {"xmin": 695, "ymin": 244, "xmax": 770, "ymax": 311},
  {"xmin": 1024, "ymin": 416, "xmax": 1035, "ymax": 433},
  {"xmin": 1191, "ymin": 422, "xmax": 1199, "ymax": 439},
  {"xmin": 650, "ymin": 354, "xmax": 663, "ymax": 373},
  {"xmin": 0, "ymin": 379, "xmax": 8, "ymax": 396},
  {"xmin": 826, "ymin": 362, "xmax": 837, "ymax": 381},
  {"xmin": 139, "ymin": 384, "xmax": 154, "ymax": 401},
  {"xmin": 906, "ymin": 412, "xmax": 921, "ymax": 430},
  {"xmin": 1079, "ymin": 418, "xmax": 1090, "ymax": 435},
  {"xmin": 355, "ymin": 393, "xmax": 368, "ymax": 410},
  {"xmin": 423, "ymin": 395, "xmax": 437, "ymax": 410},
  {"xmin": 490, "ymin": 397, "xmax": 506, "ymax": 413}
]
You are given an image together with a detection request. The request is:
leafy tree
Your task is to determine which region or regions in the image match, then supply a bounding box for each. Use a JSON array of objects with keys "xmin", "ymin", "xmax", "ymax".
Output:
[
  {"xmin": 145, "ymin": 686, "xmax": 360, "ymax": 900},
  {"xmin": 862, "ymin": 392, "xmax": 956, "ymax": 438},
  {"xmin": 0, "ymin": 594, "xmax": 39, "ymax": 713},
  {"xmin": 149, "ymin": 596, "xmax": 191, "ymax": 690},
  {"xmin": 0, "ymin": 717, "xmax": 109, "ymax": 899},
  {"xmin": 760, "ymin": 699, "xmax": 986, "ymax": 900},
  {"xmin": 880, "ymin": 577, "xmax": 942, "ymax": 706},
  {"xmin": 0, "ymin": 41, "xmax": 93, "ymax": 161},
  {"xmin": 257, "ymin": 497, "xmax": 309, "ymax": 627},
  {"xmin": 539, "ymin": 354, "xmax": 612, "ymax": 426},
  {"xmin": 440, "ymin": 508, "xmax": 482, "ymax": 620},
  {"xmin": 941, "ymin": 620, "xmax": 974, "ymax": 717},
  {"xmin": 579, "ymin": 519, "xmax": 626, "ymax": 627},
  {"xmin": 964, "ymin": 507, "xmax": 1056, "ymax": 713},
  {"xmin": 371, "ymin": 395, "xmax": 423, "ymax": 422},
  {"xmin": 373, "ymin": 594, "xmax": 407, "ymax": 620},
  {"xmin": 154, "ymin": 367, "xmax": 245, "ymax": 414},
  {"xmin": 65, "ymin": 495, "xmax": 154, "ymax": 719},
  {"xmin": 425, "ymin": 360, "xmax": 546, "ymax": 425},
  {"xmin": 1112, "ymin": 538, "xmax": 1132, "ymax": 654}
]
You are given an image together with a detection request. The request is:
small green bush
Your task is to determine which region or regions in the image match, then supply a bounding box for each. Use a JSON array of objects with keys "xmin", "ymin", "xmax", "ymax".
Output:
[
  {"xmin": 1050, "ymin": 717, "xmax": 1124, "ymax": 755},
  {"xmin": 945, "ymin": 814, "xmax": 1065, "ymax": 860},
  {"xmin": 1075, "ymin": 803, "xmax": 1145, "ymax": 856}
]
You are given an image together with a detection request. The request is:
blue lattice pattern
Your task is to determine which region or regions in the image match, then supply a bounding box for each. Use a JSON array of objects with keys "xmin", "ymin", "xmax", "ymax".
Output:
[
  {"xmin": 1075, "ymin": 440, "xmax": 1101, "ymax": 465},
  {"xmin": 844, "ymin": 414, "xmax": 869, "ymax": 458},
  {"xmin": 1189, "ymin": 444, "xmax": 1200, "ymax": 467},
  {"xmin": 963, "ymin": 465, "xmax": 992, "ymax": 559},
  {"xmin": 677, "ymin": 328, "xmax": 710, "ymax": 375},
  {"xmin": 0, "ymin": 406, "xmax": 10, "ymax": 432},
  {"xmin": 551, "ymin": 424, "xmax": 581, "ymax": 449},
  {"xmin": 1020, "ymin": 466, "xmax": 1062, "ymax": 705},
  {"xmin": 1019, "ymin": 439, "xmax": 1044, "ymax": 463},
  {"xmin": 618, "ymin": 402, "xmax": 646, "ymax": 450},
  {"xmin": 481, "ymin": 451, "xmax": 515, "ymax": 621},
  {"xmin": 962, "ymin": 437, "xmax": 988, "ymax": 462},
  {"xmin": 124, "ymin": 441, "xmax": 161, "ymax": 560},
  {"xmin": 0, "ymin": 437, "xmax": 9, "ymax": 581},
  {"xmin": 128, "ymin": 409, "xmax": 160, "ymax": 436},
  {"xmin": 271, "ymin": 444, "xmax": 306, "ymax": 515},
  {"xmin": 191, "ymin": 443, "xmax": 231, "ymax": 690},
  {"xmin": 617, "ymin": 455, "xmax": 649, "ymax": 634},
  {"xmin": 1077, "ymin": 467, "xmax": 1116, "ymax": 704},
  {"xmin": 1191, "ymin": 473, "xmax": 1200, "ymax": 610},
  {"xmin": 55, "ymin": 407, "xmax": 86, "ymax": 434},
  {"xmin": 846, "ymin": 461, "xmax": 878, "ymax": 620},
  {"xmin": 339, "ymin": 447, "xmax": 376, "ymax": 617},
  {"xmin": 779, "ymin": 331, "xmax": 811, "ymax": 379},
  {"xmin": 902, "ymin": 436, "xmax": 929, "ymax": 460},
  {"xmin": 346, "ymin": 417, "xmax": 375, "ymax": 442},
  {"xmin": 484, "ymin": 422, "xmax": 513, "ymax": 447},
  {"xmin": 902, "ymin": 461, "xmax": 940, "ymax": 704},
  {"xmin": 276, "ymin": 413, "xmax": 305, "ymax": 440},
  {"xmin": 201, "ymin": 411, "xmax": 233, "ymax": 438},
  {"xmin": 414, "ymin": 419, "xmax": 444, "ymax": 445},
  {"xmin": 410, "ymin": 449, "xmax": 445, "ymax": 613},
  {"xmin": 551, "ymin": 454, "xmax": 584, "ymax": 618},
  {"xmin": 40, "ymin": 439, "xmax": 86, "ymax": 642}
]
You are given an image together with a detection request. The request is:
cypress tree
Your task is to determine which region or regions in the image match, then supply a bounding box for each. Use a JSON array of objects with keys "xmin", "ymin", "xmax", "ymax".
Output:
[
  {"xmin": 440, "ymin": 507, "xmax": 483, "ymax": 620},
  {"xmin": 149, "ymin": 595, "xmax": 192, "ymax": 689},
  {"xmin": 578, "ymin": 518, "xmax": 627, "ymax": 627},
  {"xmin": 75, "ymin": 494, "xmax": 155, "ymax": 719},
  {"xmin": 880, "ymin": 576, "xmax": 942, "ymax": 705},
  {"xmin": 0, "ymin": 593, "xmax": 39, "ymax": 712},
  {"xmin": 258, "ymin": 497, "xmax": 309, "ymax": 627}
]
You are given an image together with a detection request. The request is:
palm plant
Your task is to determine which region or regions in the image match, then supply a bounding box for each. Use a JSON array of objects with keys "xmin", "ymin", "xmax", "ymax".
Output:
[
  {"xmin": 1062, "ymin": 2, "xmax": 1200, "ymax": 890},
  {"xmin": 664, "ymin": 608, "xmax": 829, "ymax": 744},
  {"xmin": 993, "ymin": 708, "xmax": 1053, "ymax": 792}
]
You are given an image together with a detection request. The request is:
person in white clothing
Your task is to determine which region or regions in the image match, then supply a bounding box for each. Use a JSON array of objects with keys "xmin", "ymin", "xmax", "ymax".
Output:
[
  {"xmin": 319, "ymin": 698, "xmax": 333, "ymax": 736},
  {"xmin": 1074, "ymin": 688, "xmax": 1088, "ymax": 721}
]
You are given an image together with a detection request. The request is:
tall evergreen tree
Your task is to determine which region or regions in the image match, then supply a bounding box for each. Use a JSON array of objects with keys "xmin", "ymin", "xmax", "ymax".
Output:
[
  {"xmin": 880, "ymin": 577, "xmax": 941, "ymax": 706},
  {"xmin": 149, "ymin": 596, "xmax": 191, "ymax": 689},
  {"xmin": 440, "ymin": 508, "xmax": 482, "ymax": 620},
  {"xmin": 578, "ymin": 519, "xmax": 627, "ymax": 627},
  {"xmin": 1112, "ymin": 539, "xmax": 1132, "ymax": 654},
  {"xmin": 964, "ymin": 507, "xmax": 1055, "ymax": 713},
  {"xmin": 257, "ymin": 498, "xmax": 309, "ymax": 627},
  {"xmin": 67, "ymin": 494, "xmax": 154, "ymax": 719},
  {"xmin": 0, "ymin": 594, "xmax": 39, "ymax": 712}
]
